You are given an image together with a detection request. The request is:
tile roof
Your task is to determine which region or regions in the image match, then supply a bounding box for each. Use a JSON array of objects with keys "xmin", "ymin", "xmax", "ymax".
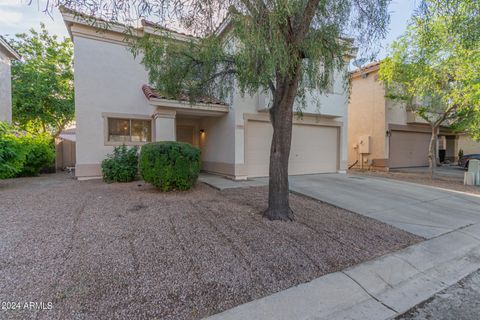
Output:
[
  {"xmin": 142, "ymin": 85, "xmax": 227, "ymax": 106},
  {"xmin": 351, "ymin": 61, "xmax": 381, "ymax": 77},
  {"xmin": 0, "ymin": 36, "xmax": 20, "ymax": 60}
]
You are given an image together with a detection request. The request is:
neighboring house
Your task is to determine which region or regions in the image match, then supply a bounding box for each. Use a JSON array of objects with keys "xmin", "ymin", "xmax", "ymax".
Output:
[
  {"xmin": 348, "ymin": 61, "xmax": 480, "ymax": 170},
  {"xmin": 61, "ymin": 8, "xmax": 353, "ymax": 180},
  {"xmin": 0, "ymin": 36, "xmax": 20, "ymax": 123}
]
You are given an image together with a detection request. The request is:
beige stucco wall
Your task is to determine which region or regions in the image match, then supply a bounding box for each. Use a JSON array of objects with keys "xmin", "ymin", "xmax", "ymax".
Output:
[
  {"xmin": 73, "ymin": 35, "xmax": 152, "ymax": 178},
  {"xmin": 0, "ymin": 48, "xmax": 13, "ymax": 123},
  {"xmin": 348, "ymin": 71, "xmax": 387, "ymax": 168},
  {"xmin": 458, "ymin": 135, "xmax": 480, "ymax": 155},
  {"xmin": 73, "ymin": 30, "xmax": 238, "ymax": 178},
  {"xmin": 385, "ymin": 99, "xmax": 409, "ymax": 126}
]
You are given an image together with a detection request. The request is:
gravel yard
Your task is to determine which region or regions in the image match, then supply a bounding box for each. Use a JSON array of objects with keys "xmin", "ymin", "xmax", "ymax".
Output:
[
  {"xmin": 351, "ymin": 169, "xmax": 480, "ymax": 195},
  {"xmin": 0, "ymin": 173, "xmax": 421, "ymax": 320}
]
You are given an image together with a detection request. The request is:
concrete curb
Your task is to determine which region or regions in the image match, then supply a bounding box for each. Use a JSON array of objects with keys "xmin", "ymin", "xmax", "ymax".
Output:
[
  {"xmin": 205, "ymin": 223, "xmax": 480, "ymax": 320},
  {"xmin": 199, "ymin": 173, "xmax": 268, "ymax": 190}
]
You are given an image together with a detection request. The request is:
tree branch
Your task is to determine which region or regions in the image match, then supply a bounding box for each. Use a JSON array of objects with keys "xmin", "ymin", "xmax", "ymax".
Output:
[
  {"xmin": 198, "ymin": 69, "xmax": 237, "ymax": 87},
  {"xmin": 295, "ymin": 0, "xmax": 321, "ymax": 43}
]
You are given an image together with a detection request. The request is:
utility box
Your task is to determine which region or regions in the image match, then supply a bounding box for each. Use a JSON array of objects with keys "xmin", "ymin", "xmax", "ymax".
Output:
[
  {"xmin": 465, "ymin": 159, "xmax": 480, "ymax": 186},
  {"xmin": 359, "ymin": 135, "xmax": 371, "ymax": 154}
]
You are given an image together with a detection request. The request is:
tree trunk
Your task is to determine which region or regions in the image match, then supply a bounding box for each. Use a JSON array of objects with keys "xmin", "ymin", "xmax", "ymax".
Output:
[
  {"xmin": 264, "ymin": 99, "xmax": 294, "ymax": 221},
  {"xmin": 428, "ymin": 124, "xmax": 438, "ymax": 179},
  {"xmin": 264, "ymin": 68, "xmax": 302, "ymax": 221}
]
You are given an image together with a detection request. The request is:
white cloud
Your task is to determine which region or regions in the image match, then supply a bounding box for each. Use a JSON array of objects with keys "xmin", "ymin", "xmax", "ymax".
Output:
[
  {"xmin": 0, "ymin": 9, "xmax": 23, "ymax": 25},
  {"xmin": 0, "ymin": 4, "xmax": 68, "ymax": 38},
  {"xmin": 0, "ymin": 0, "xmax": 29, "ymax": 8}
]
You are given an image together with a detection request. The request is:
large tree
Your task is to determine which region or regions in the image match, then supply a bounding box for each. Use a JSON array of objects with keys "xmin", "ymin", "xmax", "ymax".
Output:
[
  {"xmin": 10, "ymin": 23, "xmax": 74, "ymax": 138},
  {"xmin": 49, "ymin": 0, "xmax": 390, "ymax": 220},
  {"xmin": 379, "ymin": 0, "xmax": 480, "ymax": 175}
]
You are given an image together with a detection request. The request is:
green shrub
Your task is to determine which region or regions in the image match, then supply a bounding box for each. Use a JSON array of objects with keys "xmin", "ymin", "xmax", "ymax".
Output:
[
  {"xmin": 1, "ymin": 122, "xmax": 55, "ymax": 179},
  {"xmin": 139, "ymin": 141, "xmax": 201, "ymax": 191},
  {"xmin": 0, "ymin": 122, "xmax": 26, "ymax": 179},
  {"xmin": 101, "ymin": 145, "xmax": 139, "ymax": 183},
  {"xmin": 17, "ymin": 134, "xmax": 55, "ymax": 177}
]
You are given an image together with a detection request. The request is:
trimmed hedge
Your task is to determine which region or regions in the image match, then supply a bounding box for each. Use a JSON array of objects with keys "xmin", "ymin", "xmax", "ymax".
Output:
[
  {"xmin": 101, "ymin": 145, "xmax": 139, "ymax": 183},
  {"xmin": 139, "ymin": 141, "xmax": 201, "ymax": 191}
]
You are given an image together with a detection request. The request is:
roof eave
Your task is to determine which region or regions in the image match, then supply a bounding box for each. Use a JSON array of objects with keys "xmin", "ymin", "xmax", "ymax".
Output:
[
  {"xmin": 60, "ymin": 6, "xmax": 142, "ymax": 40},
  {"xmin": 148, "ymin": 97, "xmax": 229, "ymax": 116},
  {"xmin": 350, "ymin": 61, "xmax": 381, "ymax": 78},
  {"xmin": 0, "ymin": 37, "xmax": 20, "ymax": 60},
  {"xmin": 142, "ymin": 26, "xmax": 198, "ymax": 43}
]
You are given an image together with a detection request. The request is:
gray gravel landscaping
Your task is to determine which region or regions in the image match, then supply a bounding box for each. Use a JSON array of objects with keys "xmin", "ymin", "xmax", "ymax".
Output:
[{"xmin": 0, "ymin": 173, "xmax": 421, "ymax": 319}]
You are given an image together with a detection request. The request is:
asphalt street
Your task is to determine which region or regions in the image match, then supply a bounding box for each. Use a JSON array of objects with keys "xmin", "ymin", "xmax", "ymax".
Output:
[{"xmin": 397, "ymin": 269, "xmax": 480, "ymax": 320}]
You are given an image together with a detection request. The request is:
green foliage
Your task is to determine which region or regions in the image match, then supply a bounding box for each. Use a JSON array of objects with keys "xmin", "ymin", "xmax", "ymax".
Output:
[
  {"xmin": 459, "ymin": 149, "xmax": 464, "ymax": 159},
  {"xmin": 130, "ymin": 0, "xmax": 390, "ymax": 112},
  {"xmin": 379, "ymin": 0, "xmax": 480, "ymax": 135},
  {"xmin": 139, "ymin": 142, "xmax": 201, "ymax": 191},
  {"xmin": 0, "ymin": 122, "xmax": 55, "ymax": 179},
  {"xmin": 10, "ymin": 23, "xmax": 74, "ymax": 138},
  {"xmin": 17, "ymin": 134, "xmax": 55, "ymax": 177},
  {"xmin": 101, "ymin": 145, "xmax": 139, "ymax": 183},
  {"xmin": 0, "ymin": 122, "xmax": 26, "ymax": 179}
]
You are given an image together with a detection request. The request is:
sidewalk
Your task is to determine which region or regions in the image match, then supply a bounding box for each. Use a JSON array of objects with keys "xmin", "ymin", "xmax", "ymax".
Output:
[{"xmin": 206, "ymin": 223, "xmax": 480, "ymax": 320}]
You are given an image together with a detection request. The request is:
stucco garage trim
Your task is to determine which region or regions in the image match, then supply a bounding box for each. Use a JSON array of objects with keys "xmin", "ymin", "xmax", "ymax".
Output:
[{"xmin": 389, "ymin": 123, "xmax": 453, "ymax": 135}]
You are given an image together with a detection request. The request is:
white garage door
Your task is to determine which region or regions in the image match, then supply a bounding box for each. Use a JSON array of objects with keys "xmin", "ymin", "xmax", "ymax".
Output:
[
  {"xmin": 246, "ymin": 120, "xmax": 338, "ymax": 177},
  {"xmin": 389, "ymin": 130, "xmax": 431, "ymax": 168}
]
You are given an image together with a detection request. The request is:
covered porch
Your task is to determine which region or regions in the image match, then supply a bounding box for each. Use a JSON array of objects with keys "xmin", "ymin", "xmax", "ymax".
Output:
[
  {"xmin": 142, "ymin": 85, "xmax": 232, "ymax": 176},
  {"xmin": 142, "ymin": 84, "xmax": 228, "ymax": 141}
]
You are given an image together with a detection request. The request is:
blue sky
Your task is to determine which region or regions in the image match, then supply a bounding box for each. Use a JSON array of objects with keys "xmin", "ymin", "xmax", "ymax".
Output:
[{"xmin": 1, "ymin": 0, "xmax": 419, "ymax": 60}]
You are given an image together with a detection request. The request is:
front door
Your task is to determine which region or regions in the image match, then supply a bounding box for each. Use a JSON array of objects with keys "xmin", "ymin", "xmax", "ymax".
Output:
[{"xmin": 176, "ymin": 125, "xmax": 195, "ymax": 145}]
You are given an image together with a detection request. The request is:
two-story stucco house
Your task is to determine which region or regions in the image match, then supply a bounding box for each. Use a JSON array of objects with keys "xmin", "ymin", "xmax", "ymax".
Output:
[
  {"xmin": 0, "ymin": 36, "xmax": 20, "ymax": 123},
  {"xmin": 348, "ymin": 61, "xmax": 480, "ymax": 170},
  {"xmin": 61, "ymin": 8, "xmax": 353, "ymax": 180}
]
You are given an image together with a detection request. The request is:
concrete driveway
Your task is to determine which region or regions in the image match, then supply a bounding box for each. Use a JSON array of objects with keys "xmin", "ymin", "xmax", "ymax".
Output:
[{"xmin": 289, "ymin": 174, "xmax": 480, "ymax": 239}]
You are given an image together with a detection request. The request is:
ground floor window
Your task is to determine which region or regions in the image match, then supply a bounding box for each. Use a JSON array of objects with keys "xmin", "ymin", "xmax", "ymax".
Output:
[{"xmin": 107, "ymin": 118, "xmax": 152, "ymax": 143}]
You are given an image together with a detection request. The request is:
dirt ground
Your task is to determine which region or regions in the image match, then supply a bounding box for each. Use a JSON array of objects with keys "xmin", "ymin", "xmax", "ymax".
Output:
[
  {"xmin": 351, "ymin": 169, "xmax": 480, "ymax": 195},
  {"xmin": 0, "ymin": 173, "xmax": 421, "ymax": 320}
]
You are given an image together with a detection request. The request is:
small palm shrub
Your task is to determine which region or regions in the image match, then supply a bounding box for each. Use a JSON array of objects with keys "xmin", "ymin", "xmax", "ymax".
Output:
[
  {"xmin": 139, "ymin": 141, "xmax": 201, "ymax": 191},
  {"xmin": 101, "ymin": 145, "xmax": 139, "ymax": 183}
]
